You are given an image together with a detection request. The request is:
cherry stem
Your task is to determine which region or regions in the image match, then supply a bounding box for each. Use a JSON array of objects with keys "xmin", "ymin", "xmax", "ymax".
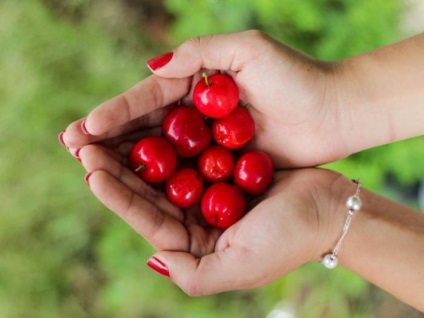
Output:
[
  {"xmin": 134, "ymin": 164, "xmax": 146, "ymax": 172},
  {"xmin": 202, "ymin": 72, "xmax": 211, "ymax": 87}
]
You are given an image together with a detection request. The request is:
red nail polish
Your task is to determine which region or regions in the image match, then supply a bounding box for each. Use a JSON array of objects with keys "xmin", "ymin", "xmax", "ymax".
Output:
[
  {"xmin": 75, "ymin": 148, "xmax": 82, "ymax": 162},
  {"xmin": 81, "ymin": 119, "xmax": 90, "ymax": 135},
  {"xmin": 147, "ymin": 52, "xmax": 174, "ymax": 71},
  {"xmin": 84, "ymin": 172, "xmax": 93, "ymax": 186},
  {"xmin": 147, "ymin": 257, "xmax": 170, "ymax": 277},
  {"xmin": 58, "ymin": 131, "xmax": 66, "ymax": 146}
]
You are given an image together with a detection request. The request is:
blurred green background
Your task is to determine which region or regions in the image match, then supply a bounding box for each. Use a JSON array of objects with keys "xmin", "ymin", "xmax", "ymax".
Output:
[{"xmin": 1, "ymin": 0, "xmax": 423, "ymax": 317}]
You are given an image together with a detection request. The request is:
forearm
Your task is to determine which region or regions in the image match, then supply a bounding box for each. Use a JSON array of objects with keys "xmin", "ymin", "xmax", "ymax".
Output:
[
  {"xmin": 339, "ymin": 32, "xmax": 424, "ymax": 153},
  {"xmin": 329, "ymin": 179, "xmax": 424, "ymax": 311}
]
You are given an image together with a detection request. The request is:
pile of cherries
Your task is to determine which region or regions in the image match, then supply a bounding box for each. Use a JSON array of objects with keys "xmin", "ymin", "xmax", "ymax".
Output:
[{"xmin": 129, "ymin": 73, "xmax": 274, "ymax": 229}]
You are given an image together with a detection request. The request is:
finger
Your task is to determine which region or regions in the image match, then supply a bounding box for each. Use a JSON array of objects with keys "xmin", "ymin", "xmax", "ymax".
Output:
[
  {"xmin": 83, "ymin": 76, "xmax": 190, "ymax": 136},
  {"xmin": 80, "ymin": 144, "xmax": 182, "ymax": 221},
  {"xmin": 150, "ymin": 30, "xmax": 272, "ymax": 78},
  {"xmin": 149, "ymin": 245, "xmax": 261, "ymax": 296},
  {"xmin": 86, "ymin": 170, "xmax": 189, "ymax": 251},
  {"xmin": 62, "ymin": 118, "xmax": 98, "ymax": 149},
  {"xmin": 63, "ymin": 103, "xmax": 175, "ymax": 149},
  {"xmin": 102, "ymin": 126, "xmax": 162, "ymax": 158}
]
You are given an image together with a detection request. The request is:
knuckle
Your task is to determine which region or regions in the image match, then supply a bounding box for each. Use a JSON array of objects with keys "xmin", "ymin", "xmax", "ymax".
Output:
[
  {"xmin": 122, "ymin": 191, "xmax": 137, "ymax": 223},
  {"xmin": 185, "ymin": 34, "xmax": 215, "ymax": 51},
  {"xmin": 148, "ymin": 77, "xmax": 164, "ymax": 110},
  {"xmin": 244, "ymin": 29, "xmax": 269, "ymax": 43},
  {"xmin": 118, "ymin": 92, "xmax": 133, "ymax": 122},
  {"xmin": 146, "ymin": 205, "xmax": 166, "ymax": 239},
  {"xmin": 186, "ymin": 35, "xmax": 203, "ymax": 49},
  {"xmin": 183, "ymin": 35, "xmax": 215, "ymax": 65}
]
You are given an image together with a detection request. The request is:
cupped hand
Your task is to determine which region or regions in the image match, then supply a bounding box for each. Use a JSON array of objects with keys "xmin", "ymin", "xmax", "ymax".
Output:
[
  {"xmin": 62, "ymin": 30, "xmax": 354, "ymax": 168},
  {"xmin": 78, "ymin": 140, "xmax": 347, "ymax": 296}
]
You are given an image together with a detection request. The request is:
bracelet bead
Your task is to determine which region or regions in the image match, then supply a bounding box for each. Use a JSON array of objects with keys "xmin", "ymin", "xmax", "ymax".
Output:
[
  {"xmin": 346, "ymin": 195, "xmax": 362, "ymax": 212},
  {"xmin": 322, "ymin": 179, "xmax": 362, "ymax": 269},
  {"xmin": 322, "ymin": 254, "xmax": 338, "ymax": 269}
]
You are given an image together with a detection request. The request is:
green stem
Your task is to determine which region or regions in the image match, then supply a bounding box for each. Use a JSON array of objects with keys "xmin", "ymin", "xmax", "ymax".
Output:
[
  {"xmin": 202, "ymin": 72, "xmax": 210, "ymax": 87},
  {"xmin": 134, "ymin": 164, "xmax": 146, "ymax": 172}
]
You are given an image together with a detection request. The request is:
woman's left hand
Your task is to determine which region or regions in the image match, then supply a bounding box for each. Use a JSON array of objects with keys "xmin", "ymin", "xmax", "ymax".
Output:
[{"xmin": 78, "ymin": 140, "xmax": 346, "ymax": 296}]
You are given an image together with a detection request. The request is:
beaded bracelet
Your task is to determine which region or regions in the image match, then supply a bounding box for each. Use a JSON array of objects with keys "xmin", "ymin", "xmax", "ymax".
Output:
[{"xmin": 322, "ymin": 179, "xmax": 362, "ymax": 269}]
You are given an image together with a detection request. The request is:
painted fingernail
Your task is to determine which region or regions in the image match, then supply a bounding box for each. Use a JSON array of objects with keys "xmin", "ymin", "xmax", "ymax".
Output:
[
  {"xmin": 146, "ymin": 52, "xmax": 174, "ymax": 71},
  {"xmin": 58, "ymin": 131, "xmax": 66, "ymax": 146},
  {"xmin": 81, "ymin": 119, "xmax": 90, "ymax": 135},
  {"xmin": 84, "ymin": 172, "xmax": 93, "ymax": 186},
  {"xmin": 147, "ymin": 256, "xmax": 170, "ymax": 277},
  {"xmin": 75, "ymin": 148, "xmax": 82, "ymax": 162}
]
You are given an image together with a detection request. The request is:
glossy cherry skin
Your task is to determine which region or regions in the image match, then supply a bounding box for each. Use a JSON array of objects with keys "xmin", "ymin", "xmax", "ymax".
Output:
[
  {"xmin": 234, "ymin": 151, "xmax": 274, "ymax": 196},
  {"xmin": 197, "ymin": 145, "xmax": 235, "ymax": 182},
  {"xmin": 129, "ymin": 136, "xmax": 177, "ymax": 183},
  {"xmin": 162, "ymin": 106, "xmax": 212, "ymax": 158},
  {"xmin": 201, "ymin": 183, "xmax": 246, "ymax": 229},
  {"xmin": 166, "ymin": 168, "xmax": 204, "ymax": 209},
  {"xmin": 212, "ymin": 106, "xmax": 255, "ymax": 149},
  {"xmin": 193, "ymin": 73, "xmax": 239, "ymax": 118}
]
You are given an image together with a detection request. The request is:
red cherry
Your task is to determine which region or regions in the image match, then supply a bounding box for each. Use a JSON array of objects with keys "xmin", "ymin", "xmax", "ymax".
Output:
[
  {"xmin": 166, "ymin": 168, "xmax": 204, "ymax": 209},
  {"xmin": 234, "ymin": 151, "xmax": 274, "ymax": 196},
  {"xmin": 201, "ymin": 183, "xmax": 246, "ymax": 229},
  {"xmin": 212, "ymin": 106, "xmax": 255, "ymax": 149},
  {"xmin": 193, "ymin": 73, "xmax": 239, "ymax": 118},
  {"xmin": 162, "ymin": 106, "xmax": 212, "ymax": 158},
  {"xmin": 197, "ymin": 146, "xmax": 235, "ymax": 182},
  {"xmin": 129, "ymin": 136, "xmax": 177, "ymax": 183}
]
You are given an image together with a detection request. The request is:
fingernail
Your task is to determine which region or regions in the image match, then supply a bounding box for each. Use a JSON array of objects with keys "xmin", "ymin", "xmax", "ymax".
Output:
[
  {"xmin": 147, "ymin": 256, "xmax": 170, "ymax": 277},
  {"xmin": 81, "ymin": 119, "xmax": 90, "ymax": 135},
  {"xmin": 84, "ymin": 172, "xmax": 93, "ymax": 186},
  {"xmin": 75, "ymin": 148, "xmax": 82, "ymax": 162},
  {"xmin": 58, "ymin": 131, "xmax": 66, "ymax": 146},
  {"xmin": 146, "ymin": 52, "xmax": 174, "ymax": 71}
]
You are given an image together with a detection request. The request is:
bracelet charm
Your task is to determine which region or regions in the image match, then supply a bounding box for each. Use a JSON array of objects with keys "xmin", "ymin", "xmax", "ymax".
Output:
[{"xmin": 322, "ymin": 179, "xmax": 362, "ymax": 269}]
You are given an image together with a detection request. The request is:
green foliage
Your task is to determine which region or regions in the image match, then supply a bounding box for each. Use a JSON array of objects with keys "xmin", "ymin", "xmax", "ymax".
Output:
[
  {"xmin": 0, "ymin": 1, "xmax": 149, "ymax": 317},
  {"xmin": 1, "ymin": 0, "xmax": 422, "ymax": 317},
  {"xmin": 164, "ymin": 0, "xmax": 402, "ymax": 59}
]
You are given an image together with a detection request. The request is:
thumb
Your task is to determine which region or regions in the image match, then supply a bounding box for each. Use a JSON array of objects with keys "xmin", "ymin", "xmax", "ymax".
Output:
[
  {"xmin": 146, "ymin": 246, "xmax": 259, "ymax": 296},
  {"xmin": 147, "ymin": 30, "xmax": 271, "ymax": 78}
]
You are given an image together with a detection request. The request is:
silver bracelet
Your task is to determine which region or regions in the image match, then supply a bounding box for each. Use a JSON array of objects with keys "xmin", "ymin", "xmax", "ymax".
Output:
[{"xmin": 322, "ymin": 179, "xmax": 362, "ymax": 269}]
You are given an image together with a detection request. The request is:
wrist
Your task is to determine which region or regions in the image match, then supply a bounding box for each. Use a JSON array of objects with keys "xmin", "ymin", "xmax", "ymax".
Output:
[
  {"xmin": 311, "ymin": 173, "xmax": 359, "ymax": 262},
  {"xmin": 337, "ymin": 34, "xmax": 424, "ymax": 153},
  {"xmin": 317, "ymin": 175, "xmax": 424, "ymax": 311}
]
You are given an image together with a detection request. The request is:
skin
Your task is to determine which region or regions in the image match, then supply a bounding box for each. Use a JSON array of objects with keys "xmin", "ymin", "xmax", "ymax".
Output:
[{"xmin": 62, "ymin": 30, "xmax": 424, "ymax": 311}]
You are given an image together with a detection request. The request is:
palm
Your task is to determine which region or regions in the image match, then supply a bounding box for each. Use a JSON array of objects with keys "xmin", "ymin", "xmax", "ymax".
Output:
[
  {"xmin": 80, "ymin": 140, "xmax": 226, "ymax": 256},
  {"xmin": 81, "ymin": 133, "xmax": 332, "ymax": 259},
  {"xmin": 79, "ymin": 130, "xmax": 331, "ymax": 262},
  {"xmin": 81, "ymin": 141, "xmax": 341, "ymax": 295}
]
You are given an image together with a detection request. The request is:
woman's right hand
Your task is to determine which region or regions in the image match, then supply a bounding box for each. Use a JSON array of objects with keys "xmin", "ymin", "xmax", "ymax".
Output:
[
  {"xmin": 62, "ymin": 30, "xmax": 356, "ymax": 168},
  {"xmin": 62, "ymin": 30, "xmax": 424, "ymax": 168}
]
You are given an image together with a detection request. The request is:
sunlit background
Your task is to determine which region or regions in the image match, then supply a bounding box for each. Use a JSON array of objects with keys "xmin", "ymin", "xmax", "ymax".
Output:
[{"xmin": 1, "ymin": 0, "xmax": 423, "ymax": 317}]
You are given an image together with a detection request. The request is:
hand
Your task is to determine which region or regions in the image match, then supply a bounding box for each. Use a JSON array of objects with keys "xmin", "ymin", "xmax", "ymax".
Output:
[
  {"xmin": 78, "ymin": 140, "xmax": 347, "ymax": 296},
  {"xmin": 62, "ymin": 30, "xmax": 354, "ymax": 168},
  {"xmin": 59, "ymin": 30, "xmax": 424, "ymax": 309}
]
